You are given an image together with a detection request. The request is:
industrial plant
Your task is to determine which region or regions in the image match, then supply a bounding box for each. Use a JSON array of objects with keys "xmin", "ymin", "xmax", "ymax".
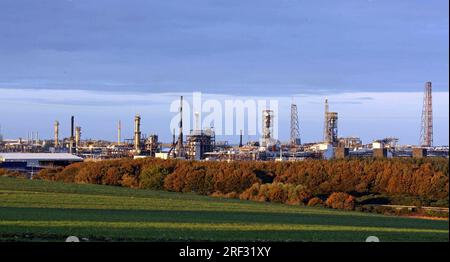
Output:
[{"xmin": 0, "ymin": 81, "xmax": 448, "ymax": 175}]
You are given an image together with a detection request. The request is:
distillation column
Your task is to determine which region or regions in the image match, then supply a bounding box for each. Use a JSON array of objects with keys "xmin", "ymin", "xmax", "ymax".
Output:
[
  {"xmin": 134, "ymin": 115, "xmax": 141, "ymax": 154},
  {"xmin": 54, "ymin": 121, "xmax": 59, "ymax": 148},
  {"xmin": 420, "ymin": 81, "xmax": 433, "ymax": 147},
  {"xmin": 75, "ymin": 126, "xmax": 81, "ymax": 151}
]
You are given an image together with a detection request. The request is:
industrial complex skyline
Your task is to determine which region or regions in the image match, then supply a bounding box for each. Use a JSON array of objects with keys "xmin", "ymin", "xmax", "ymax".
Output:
[{"xmin": 0, "ymin": 88, "xmax": 448, "ymax": 145}]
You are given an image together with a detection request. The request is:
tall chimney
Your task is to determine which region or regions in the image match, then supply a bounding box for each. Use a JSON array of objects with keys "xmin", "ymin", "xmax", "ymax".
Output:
[
  {"xmin": 71, "ymin": 116, "xmax": 74, "ymax": 138},
  {"xmin": 69, "ymin": 116, "xmax": 75, "ymax": 154},
  {"xmin": 239, "ymin": 129, "xmax": 243, "ymax": 147}
]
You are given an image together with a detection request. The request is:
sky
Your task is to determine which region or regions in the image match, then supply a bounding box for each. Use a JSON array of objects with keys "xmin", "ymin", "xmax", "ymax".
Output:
[{"xmin": 0, "ymin": 0, "xmax": 448, "ymax": 145}]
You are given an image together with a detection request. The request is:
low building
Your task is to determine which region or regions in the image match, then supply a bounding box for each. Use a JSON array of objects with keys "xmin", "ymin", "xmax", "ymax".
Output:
[
  {"xmin": 0, "ymin": 153, "xmax": 83, "ymax": 174},
  {"xmin": 155, "ymin": 152, "xmax": 169, "ymax": 160}
]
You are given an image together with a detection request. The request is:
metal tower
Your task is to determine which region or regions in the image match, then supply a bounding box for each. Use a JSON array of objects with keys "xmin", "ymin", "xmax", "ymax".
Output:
[
  {"xmin": 176, "ymin": 96, "xmax": 185, "ymax": 157},
  {"xmin": 323, "ymin": 98, "xmax": 329, "ymax": 142},
  {"xmin": 420, "ymin": 81, "xmax": 433, "ymax": 147},
  {"xmin": 169, "ymin": 96, "xmax": 185, "ymax": 158},
  {"xmin": 290, "ymin": 99, "xmax": 300, "ymax": 146}
]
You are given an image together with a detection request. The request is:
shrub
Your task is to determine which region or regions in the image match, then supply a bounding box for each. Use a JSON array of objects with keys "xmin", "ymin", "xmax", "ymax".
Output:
[
  {"xmin": 34, "ymin": 157, "xmax": 449, "ymax": 209},
  {"xmin": 211, "ymin": 191, "xmax": 238, "ymax": 199},
  {"xmin": 287, "ymin": 185, "xmax": 312, "ymax": 205},
  {"xmin": 35, "ymin": 167, "xmax": 63, "ymax": 180},
  {"xmin": 121, "ymin": 174, "xmax": 139, "ymax": 188},
  {"xmin": 224, "ymin": 191, "xmax": 239, "ymax": 198},
  {"xmin": 326, "ymin": 192, "xmax": 355, "ymax": 210},
  {"xmin": 54, "ymin": 162, "xmax": 83, "ymax": 182},
  {"xmin": 101, "ymin": 167, "xmax": 123, "ymax": 186},
  {"xmin": 139, "ymin": 166, "xmax": 169, "ymax": 190},
  {"xmin": 0, "ymin": 168, "xmax": 26, "ymax": 178},
  {"xmin": 267, "ymin": 183, "xmax": 288, "ymax": 203},
  {"xmin": 307, "ymin": 197, "xmax": 324, "ymax": 207},
  {"xmin": 239, "ymin": 183, "xmax": 261, "ymax": 200},
  {"xmin": 256, "ymin": 184, "xmax": 270, "ymax": 202}
]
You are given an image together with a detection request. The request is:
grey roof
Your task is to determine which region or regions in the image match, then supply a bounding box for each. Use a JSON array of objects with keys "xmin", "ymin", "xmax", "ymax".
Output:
[{"xmin": 0, "ymin": 153, "xmax": 83, "ymax": 161}]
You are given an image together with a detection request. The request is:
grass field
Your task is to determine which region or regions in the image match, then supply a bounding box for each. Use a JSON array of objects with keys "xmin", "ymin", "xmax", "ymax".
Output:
[{"xmin": 0, "ymin": 176, "xmax": 448, "ymax": 242}]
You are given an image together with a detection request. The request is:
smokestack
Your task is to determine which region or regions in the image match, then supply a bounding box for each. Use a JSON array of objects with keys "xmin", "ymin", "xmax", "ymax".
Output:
[
  {"xmin": 134, "ymin": 115, "xmax": 141, "ymax": 153},
  {"xmin": 71, "ymin": 116, "xmax": 74, "ymax": 138},
  {"xmin": 54, "ymin": 121, "xmax": 59, "ymax": 148},
  {"xmin": 179, "ymin": 96, "xmax": 183, "ymax": 140},
  {"xmin": 239, "ymin": 129, "xmax": 243, "ymax": 147},
  {"xmin": 69, "ymin": 116, "xmax": 75, "ymax": 154},
  {"xmin": 117, "ymin": 120, "xmax": 121, "ymax": 145}
]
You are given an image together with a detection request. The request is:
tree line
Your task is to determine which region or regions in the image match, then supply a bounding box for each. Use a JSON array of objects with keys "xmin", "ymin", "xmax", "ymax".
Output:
[{"xmin": 32, "ymin": 157, "xmax": 449, "ymax": 211}]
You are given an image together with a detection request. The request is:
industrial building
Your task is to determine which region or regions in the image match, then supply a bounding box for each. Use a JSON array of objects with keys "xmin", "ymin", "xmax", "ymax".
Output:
[
  {"xmin": 0, "ymin": 81, "xmax": 447, "ymax": 168},
  {"xmin": 0, "ymin": 152, "xmax": 83, "ymax": 175},
  {"xmin": 186, "ymin": 129, "xmax": 215, "ymax": 160}
]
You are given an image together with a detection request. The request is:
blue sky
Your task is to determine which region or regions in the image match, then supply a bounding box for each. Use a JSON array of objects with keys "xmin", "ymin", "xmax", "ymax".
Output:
[{"xmin": 0, "ymin": 0, "xmax": 448, "ymax": 144}]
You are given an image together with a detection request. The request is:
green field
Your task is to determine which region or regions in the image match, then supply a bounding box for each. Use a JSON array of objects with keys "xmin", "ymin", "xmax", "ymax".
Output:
[{"xmin": 0, "ymin": 176, "xmax": 448, "ymax": 242}]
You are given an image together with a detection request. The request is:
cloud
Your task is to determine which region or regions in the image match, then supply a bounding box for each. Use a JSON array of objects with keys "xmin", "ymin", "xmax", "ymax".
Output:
[
  {"xmin": 0, "ymin": 0, "xmax": 448, "ymax": 95},
  {"xmin": 356, "ymin": 96, "xmax": 375, "ymax": 100}
]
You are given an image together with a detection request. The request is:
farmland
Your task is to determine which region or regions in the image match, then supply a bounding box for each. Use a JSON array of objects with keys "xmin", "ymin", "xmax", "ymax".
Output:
[{"xmin": 0, "ymin": 176, "xmax": 448, "ymax": 242}]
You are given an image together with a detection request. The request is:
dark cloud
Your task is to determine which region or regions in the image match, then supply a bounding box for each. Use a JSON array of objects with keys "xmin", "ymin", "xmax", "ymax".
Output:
[{"xmin": 0, "ymin": 0, "xmax": 448, "ymax": 95}]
